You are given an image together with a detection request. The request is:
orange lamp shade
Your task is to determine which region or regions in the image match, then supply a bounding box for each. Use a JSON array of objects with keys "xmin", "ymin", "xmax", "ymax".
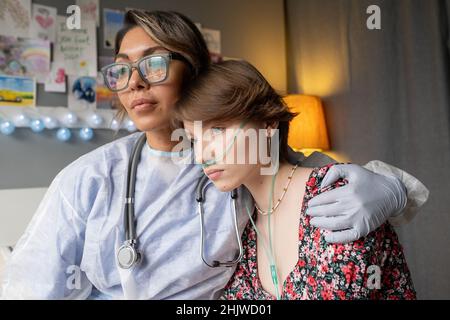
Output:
[{"xmin": 283, "ymin": 95, "xmax": 330, "ymax": 152}]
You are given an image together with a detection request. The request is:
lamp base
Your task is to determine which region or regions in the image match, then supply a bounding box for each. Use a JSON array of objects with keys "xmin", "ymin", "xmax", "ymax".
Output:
[{"xmin": 295, "ymin": 148, "xmax": 323, "ymax": 157}]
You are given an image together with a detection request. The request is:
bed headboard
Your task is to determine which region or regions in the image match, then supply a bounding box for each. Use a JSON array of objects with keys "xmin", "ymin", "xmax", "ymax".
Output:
[{"xmin": 0, "ymin": 188, "xmax": 47, "ymax": 246}]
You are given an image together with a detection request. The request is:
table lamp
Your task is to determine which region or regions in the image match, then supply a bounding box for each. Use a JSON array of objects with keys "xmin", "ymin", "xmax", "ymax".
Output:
[{"xmin": 283, "ymin": 94, "xmax": 330, "ymax": 156}]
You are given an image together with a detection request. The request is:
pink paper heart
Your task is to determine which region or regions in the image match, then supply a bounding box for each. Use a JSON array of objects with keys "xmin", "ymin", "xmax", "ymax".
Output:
[
  {"xmin": 35, "ymin": 15, "xmax": 54, "ymax": 29},
  {"xmin": 55, "ymin": 68, "xmax": 65, "ymax": 83}
]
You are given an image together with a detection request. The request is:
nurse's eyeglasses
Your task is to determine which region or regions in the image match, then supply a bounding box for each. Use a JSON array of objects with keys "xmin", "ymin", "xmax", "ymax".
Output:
[{"xmin": 101, "ymin": 52, "xmax": 190, "ymax": 92}]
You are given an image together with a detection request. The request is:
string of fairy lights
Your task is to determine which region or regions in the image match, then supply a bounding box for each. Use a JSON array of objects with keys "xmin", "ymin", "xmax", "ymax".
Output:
[{"xmin": 0, "ymin": 107, "xmax": 136, "ymax": 141}]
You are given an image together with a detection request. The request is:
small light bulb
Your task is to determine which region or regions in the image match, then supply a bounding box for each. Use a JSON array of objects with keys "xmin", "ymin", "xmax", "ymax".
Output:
[
  {"xmin": 88, "ymin": 113, "xmax": 104, "ymax": 127},
  {"xmin": 56, "ymin": 127, "xmax": 72, "ymax": 142},
  {"xmin": 30, "ymin": 119, "xmax": 45, "ymax": 133},
  {"xmin": 63, "ymin": 112, "xmax": 78, "ymax": 126},
  {"xmin": 110, "ymin": 119, "xmax": 121, "ymax": 131},
  {"xmin": 79, "ymin": 127, "xmax": 94, "ymax": 141},
  {"xmin": 14, "ymin": 113, "xmax": 29, "ymax": 126},
  {"xmin": 43, "ymin": 116, "xmax": 59, "ymax": 129},
  {"xmin": 0, "ymin": 121, "xmax": 15, "ymax": 135}
]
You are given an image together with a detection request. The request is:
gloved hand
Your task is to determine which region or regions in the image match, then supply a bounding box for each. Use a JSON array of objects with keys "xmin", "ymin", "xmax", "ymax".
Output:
[{"xmin": 306, "ymin": 164, "xmax": 407, "ymax": 243}]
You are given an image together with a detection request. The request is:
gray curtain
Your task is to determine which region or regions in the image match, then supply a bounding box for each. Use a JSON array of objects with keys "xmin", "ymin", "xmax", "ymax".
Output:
[{"xmin": 286, "ymin": 0, "xmax": 450, "ymax": 299}]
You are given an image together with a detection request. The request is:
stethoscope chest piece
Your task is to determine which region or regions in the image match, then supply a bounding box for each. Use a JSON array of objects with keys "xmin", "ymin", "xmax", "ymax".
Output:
[{"xmin": 117, "ymin": 241, "xmax": 141, "ymax": 269}]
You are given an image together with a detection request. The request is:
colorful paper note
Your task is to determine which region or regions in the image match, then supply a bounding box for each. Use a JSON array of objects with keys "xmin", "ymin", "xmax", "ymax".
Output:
[
  {"xmin": 0, "ymin": 75, "xmax": 36, "ymax": 108},
  {"xmin": 68, "ymin": 75, "xmax": 97, "ymax": 111},
  {"xmin": 45, "ymin": 62, "xmax": 66, "ymax": 93},
  {"xmin": 96, "ymin": 72, "xmax": 117, "ymax": 109},
  {"xmin": 103, "ymin": 9, "xmax": 125, "ymax": 50},
  {"xmin": 0, "ymin": 35, "xmax": 51, "ymax": 83},
  {"xmin": 0, "ymin": 0, "xmax": 31, "ymax": 38},
  {"xmin": 31, "ymin": 4, "xmax": 57, "ymax": 42},
  {"xmin": 76, "ymin": 0, "xmax": 100, "ymax": 26},
  {"xmin": 54, "ymin": 15, "xmax": 97, "ymax": 77}
]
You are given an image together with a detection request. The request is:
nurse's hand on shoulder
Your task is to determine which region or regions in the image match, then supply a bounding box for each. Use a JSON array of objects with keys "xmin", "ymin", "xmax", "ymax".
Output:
[{"xmin": 306, "ymin": 164, "xmax": 407, "ymax": 244}]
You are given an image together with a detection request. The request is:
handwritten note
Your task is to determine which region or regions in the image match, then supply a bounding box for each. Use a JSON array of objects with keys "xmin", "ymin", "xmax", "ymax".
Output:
[{"xmin": 54, "ymin": 16, "xmax": 97, "ymax": 77}]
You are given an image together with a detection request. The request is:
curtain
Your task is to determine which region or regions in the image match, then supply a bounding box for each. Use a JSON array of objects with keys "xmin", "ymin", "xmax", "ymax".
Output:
[{"xmin": 286, "ymin": 0, "xmax": 450, "ymax": 298}]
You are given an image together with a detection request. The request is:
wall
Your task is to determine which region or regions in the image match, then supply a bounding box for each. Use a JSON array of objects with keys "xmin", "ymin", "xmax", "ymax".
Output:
[
  {"xmin": 286, "ymin": 0, "xmax": 450, "ymax": 299},
  {"xmin": 0, "ymin": 0, "xmax": 286, "ymax": 189}
]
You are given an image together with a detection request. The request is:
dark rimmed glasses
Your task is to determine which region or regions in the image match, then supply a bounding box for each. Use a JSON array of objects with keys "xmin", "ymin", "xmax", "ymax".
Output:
[{"xmin": 100, "ymin": 52, "xmax": 189, "ymax": 92}]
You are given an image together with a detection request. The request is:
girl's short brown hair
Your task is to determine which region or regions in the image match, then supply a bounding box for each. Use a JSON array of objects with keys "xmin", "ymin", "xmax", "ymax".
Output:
[{"xmin": 174, "ymin": 60, "xmax": 296, "ymax": 162}]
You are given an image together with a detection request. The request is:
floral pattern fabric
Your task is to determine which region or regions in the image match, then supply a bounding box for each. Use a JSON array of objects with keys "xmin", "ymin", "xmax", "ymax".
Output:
[{"xmin": 223, "ymin": 164, "xmax": 416, "ymax": 300}]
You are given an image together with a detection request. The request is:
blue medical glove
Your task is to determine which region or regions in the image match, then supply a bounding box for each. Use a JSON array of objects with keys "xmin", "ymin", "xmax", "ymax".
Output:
[{"xmin": 306, "ymin": 164, "xmax": 407, "ymax": 243}]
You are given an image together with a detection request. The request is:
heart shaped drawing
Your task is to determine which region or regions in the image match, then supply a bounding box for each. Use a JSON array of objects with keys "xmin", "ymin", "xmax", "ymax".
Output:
[{"xmin": 35, "ymin": 15, "xmax": 54, "ymax": 29}]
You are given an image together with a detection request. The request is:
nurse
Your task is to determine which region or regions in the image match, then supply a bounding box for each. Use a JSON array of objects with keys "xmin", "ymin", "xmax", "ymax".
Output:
[{"xmin": 0, "ymin": 10, "xmax": 427, "ymax": 299}]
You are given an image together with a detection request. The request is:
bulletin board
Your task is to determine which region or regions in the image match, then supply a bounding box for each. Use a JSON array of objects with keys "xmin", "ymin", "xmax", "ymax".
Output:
[{"xmin": 0, "ymin": 0, "xmax": 222, "ymax": 141}]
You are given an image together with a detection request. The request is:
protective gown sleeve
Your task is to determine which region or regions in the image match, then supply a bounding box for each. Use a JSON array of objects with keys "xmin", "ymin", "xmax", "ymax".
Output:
[
  {"xmin": 0, "ymin": 170, "xmax": 92, "ymax": 299},
  {"xmin": 288, "ymin": 148, "xmax": 429, "ymax": 225},
  {"xmin": 363, "ymin": 160, "xmax": 429, "ymax": 226}
]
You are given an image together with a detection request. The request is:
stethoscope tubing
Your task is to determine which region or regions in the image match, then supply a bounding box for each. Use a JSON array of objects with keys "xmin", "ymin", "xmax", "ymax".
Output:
[
  {"xmin": 118, "ymin": 133, "xmax": 243, "ymax": 269},
  {"xmin": 196, "ymin": 174, "xmax": 244, "ymax": 268}
]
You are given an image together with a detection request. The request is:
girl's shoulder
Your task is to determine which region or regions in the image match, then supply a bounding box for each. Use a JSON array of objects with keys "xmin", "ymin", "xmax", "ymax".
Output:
[{"xmin": 303, "ymin": 163, "xmax": 343, "ymax": 197}]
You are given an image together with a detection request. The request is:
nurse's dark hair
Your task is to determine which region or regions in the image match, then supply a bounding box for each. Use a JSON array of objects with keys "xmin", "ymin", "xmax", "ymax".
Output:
[
  {"xmin": 173, "ymin": 60, "xmax": 296, "ymax": 163},
  {"xmin": 112, "ymin": 10, "xmax": 211, "ymax": 123}
]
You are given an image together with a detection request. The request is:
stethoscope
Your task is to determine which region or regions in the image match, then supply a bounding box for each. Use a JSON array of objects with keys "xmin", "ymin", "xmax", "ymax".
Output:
[
  {"xmin": 195, "ymin": 174, "xmax": 243, "ymax": 268},
  {"xmin": 116, "ymin": 133, "xmax": 244, "ymax": 269}
]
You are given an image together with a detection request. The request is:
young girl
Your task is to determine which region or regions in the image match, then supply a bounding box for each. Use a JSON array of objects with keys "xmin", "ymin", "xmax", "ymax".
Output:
[{"xmin": 174, "ymin": 60, "xmax": 416, "ymax": 299}]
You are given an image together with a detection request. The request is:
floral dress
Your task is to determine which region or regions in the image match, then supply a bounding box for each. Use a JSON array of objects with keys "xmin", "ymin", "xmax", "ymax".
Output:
[{"xmin": 223, "ymin": 164, "xmax": 416, "ymax": 300}]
